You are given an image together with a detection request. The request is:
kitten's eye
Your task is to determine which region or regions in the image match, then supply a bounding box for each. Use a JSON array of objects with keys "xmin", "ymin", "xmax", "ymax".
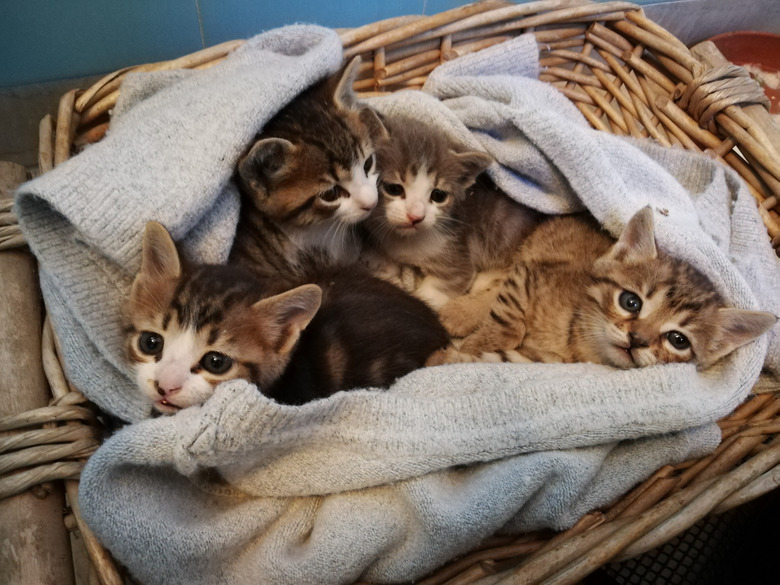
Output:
[
  {"xmin": 138, "ymin": 331, "xmax": 163, "ymax": 355},
  {"xmin": 319, "ymin": 185, "xmax": 344, "ymax": 203},
  {"xmin": 430, "ymin": 189, "xmax": 448, "ymax": 204},
  {"xmin": 200, "ymin": 351, "xmax": 233, "ymax": 375},
  {"xmin": 666, "ymin": 331, "xmax": 690, "ymax": 351},
  {"xmin": 383, "ymin": 183, "xmax": 404, "ymax": 197},
  {"xmin": 363, "ymin": 154, "xmax": 375, "ymax": 175},
  {"xmin": 618, "ymin": 291, "xmax": 642, "ymax": 313}
]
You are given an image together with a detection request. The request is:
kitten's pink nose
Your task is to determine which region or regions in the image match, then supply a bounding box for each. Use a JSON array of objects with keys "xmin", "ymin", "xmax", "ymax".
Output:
[
  {"xmin": 156, "ymin": 364, "xmax": 187, "ymax": 395},
  {"xmin": 156, "ymin": 382, "xmax": 182, "ymax": 397},
  {"xmin": 407, "ymin": 213, "xmax": 424, "ymax": 225}
]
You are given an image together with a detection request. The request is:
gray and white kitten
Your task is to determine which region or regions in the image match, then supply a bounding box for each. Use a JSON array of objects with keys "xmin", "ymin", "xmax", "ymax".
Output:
[{"xmin": 362, "ymin": 115, "xmax": 541, "ymax": 309}]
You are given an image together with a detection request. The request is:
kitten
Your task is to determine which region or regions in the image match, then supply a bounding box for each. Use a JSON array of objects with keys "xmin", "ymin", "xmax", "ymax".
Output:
[
  {"xmin": 363, "ymin": 115, "xmax": 540, "ymax": 309},
  {"xmin": 430, "ymin": 207, "xmax": 776, "ymax": 369},
  {"xmin": 229, "ymin": 57, "xmax": 388, "ymax": 284},
  {"xmin": 125, "ymin": 222, "xmax": 449, "ymax": 413}
]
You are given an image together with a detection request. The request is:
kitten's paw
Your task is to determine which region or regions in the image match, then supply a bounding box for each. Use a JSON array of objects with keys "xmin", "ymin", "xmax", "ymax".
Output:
[
  {"xmin": 438, "ymin": 300, "xmax": 481, "ymax": 337},
  {"xmin": 425, "ymin": 348, "xmax": 451, "ymax": 367},
  {"xmin": 415, "ymin": 279, "xmax": 455, "ymax": 312},
  {"xmin": 438, "ymin": 287, "xmax": 501, "ymax": 337},
  {"xmin": 459, "ymin": 324, "xmax": 522, "ymax": 355},
  {"xmin": 425, "ymin": 347, "xmax": 479, "ymax": 366}
]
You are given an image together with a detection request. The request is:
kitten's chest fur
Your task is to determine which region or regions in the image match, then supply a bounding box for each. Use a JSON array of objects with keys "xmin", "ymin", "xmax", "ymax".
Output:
[
  {"xmin": 379, "ymin": 227, "xmax": 460, "ymax": 267},
  {"xmin": 287, "ymin": 220, "xmax": 361, "ymax": 264}
]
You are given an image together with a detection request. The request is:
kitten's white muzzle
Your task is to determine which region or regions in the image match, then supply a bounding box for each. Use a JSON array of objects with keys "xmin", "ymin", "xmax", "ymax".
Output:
[{"xmin": 342, "ymin": 167, "xmax": 379, "ymax": 218}]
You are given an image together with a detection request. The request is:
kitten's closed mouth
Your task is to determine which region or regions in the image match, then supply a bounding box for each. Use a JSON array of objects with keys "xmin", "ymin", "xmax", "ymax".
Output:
[
  {"xmin": 398, "ymin": 223, "xmax": 423, "ymax": 233},
  {"xmin": 611, "ymin": 344, "xmax": 636, "ymax": 368},
  {"xmin": 157, "ymin": 399, "xmax": 182, "ymax": 413}
]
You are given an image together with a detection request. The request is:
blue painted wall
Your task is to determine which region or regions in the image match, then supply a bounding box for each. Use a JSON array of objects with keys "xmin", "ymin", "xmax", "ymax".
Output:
[{"xmin": 0, "ymin": 1, "xmax": 670, "ymax": 87}]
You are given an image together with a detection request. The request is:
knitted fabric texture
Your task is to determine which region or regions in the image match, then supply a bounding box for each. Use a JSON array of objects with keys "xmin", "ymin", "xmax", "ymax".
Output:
[{"xmin": 15, "ymin": 28, "xmax": 780, "ymax": 585}]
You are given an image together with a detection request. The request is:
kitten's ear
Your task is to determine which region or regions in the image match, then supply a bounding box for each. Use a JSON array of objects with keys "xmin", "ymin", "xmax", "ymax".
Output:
[
  {"xmin": 332, "ymin": 56, "xmax": 361, "ymax": 110},
  {"xmin": 252, "ymin": 284, "xmax": 323, "ymax": 355},
  {"xmin": 606, "ymin": 206, "xmax": 657, "ymax": 262},
  {"xmin": 359, "ymin": 107, "xmax": 389, "ymax": 142},
  {"xmin": 139, "ymin": 221, "xmax": 181, "ymax": 280},
  {"xmin": 453, "ymin": 151, "xmax": 493, "ymax": 185},
  {"xmin": 238, "ymin": 138, "xmax": 296, "ymax": 192},
  {"xmin": 701, "ymin": 308, "xmax": 777, "ymax": 367}
]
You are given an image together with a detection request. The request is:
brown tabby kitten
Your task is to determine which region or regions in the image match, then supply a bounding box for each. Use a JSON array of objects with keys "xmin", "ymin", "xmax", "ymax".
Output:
[
  {"xmin": 229, "ymin": 57, "xmax": 388, "ymax": 284},
  {"xmin": 363, "ymin": 115, "xmax": 540, "ymax": 309},
  {"xmin": 125, "ymin": 222, "xmax": 448, "ymax": 412},
  {"xmin": 430, "ymin": 207, "xmax": 776, "ymax": 369}
]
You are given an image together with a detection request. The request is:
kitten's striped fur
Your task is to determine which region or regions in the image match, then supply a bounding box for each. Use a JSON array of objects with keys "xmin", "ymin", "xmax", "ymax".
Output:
[
  {"xmin": 126, "ymin": 223, "xmax": 448, "ymax": 413},
  {"xmin": 430, "ymin": 207, "xmax": 776, "ymax": 369},
  {"xmin": 230, "ymin": 57, "xmax": 387, "ymax": 284},
  {"xmin": 363, "ymin": 116, "xmax": 539, "ymax": 309}
]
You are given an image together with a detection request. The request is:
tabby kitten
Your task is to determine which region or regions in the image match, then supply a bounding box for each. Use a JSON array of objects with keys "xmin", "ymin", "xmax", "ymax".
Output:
[
  {"xmin": 125, "ymin": 222, "xmax": 448, "ymax": 412},
  {"xmin": 229, "ymin": 57, "xmax": 387, "ymax": 283},
  {"xmin": 430, "ymin": 207, "xmax": 776, "ymax": 369},
  {"xmin": 363, "ymin": 115, "xmax": 540, "ymax": 309}
]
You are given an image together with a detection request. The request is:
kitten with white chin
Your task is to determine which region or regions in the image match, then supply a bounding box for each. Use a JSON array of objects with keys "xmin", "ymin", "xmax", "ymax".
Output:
[
  {"xmin": 430, "ymin": 207, "xmax": 777, "ymax": 369},
  {"xmin": 230, "ymin": 56, "xmax": 388, "ymax": 284},
  {"xmin": 363, "ymin": 115, "xmax": 540, "ymax": 310},
  {"xmin": 125, "ymin": 222, "xmax": 449, "ymax": 413}
]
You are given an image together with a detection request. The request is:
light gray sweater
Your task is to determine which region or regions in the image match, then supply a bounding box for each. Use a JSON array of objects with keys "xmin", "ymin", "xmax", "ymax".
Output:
[{"xmin": 15, "ymin": 26, "xmax": 779, "ymax": 585}]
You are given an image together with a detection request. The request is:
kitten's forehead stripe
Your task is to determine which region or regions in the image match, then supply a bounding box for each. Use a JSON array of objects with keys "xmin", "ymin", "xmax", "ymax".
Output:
[
  {"xmin": 678, "ymin": 315, "xmax": 694, "ymax": 328},
  {"xmin": 678, "ymin": 301, "xmax": 704, "ymax": 313},
  {"xmin": 592, "ymin": 276, "xmax": 623, "ymax": 289},
  {"xmin": 301, "ymin": 114, "xmax": 361, "ymax": 169}
]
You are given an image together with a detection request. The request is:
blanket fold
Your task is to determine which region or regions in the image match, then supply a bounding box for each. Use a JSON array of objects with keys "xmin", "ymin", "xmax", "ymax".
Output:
[{"xmin": 14, "ymin": 27, "xmax": 779, "ymax": 585}]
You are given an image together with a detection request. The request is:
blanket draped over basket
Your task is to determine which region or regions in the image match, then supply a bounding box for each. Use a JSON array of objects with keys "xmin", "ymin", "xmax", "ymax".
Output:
[{"xmin": 13, "ymin": 24, "xmax": 779, "ymax": 585}]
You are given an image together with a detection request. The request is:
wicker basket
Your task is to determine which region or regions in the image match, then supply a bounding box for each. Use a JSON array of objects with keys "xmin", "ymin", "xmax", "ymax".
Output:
[{"xmin": 2, "ymin": 1, "xmax": 779, "ymax": 584}]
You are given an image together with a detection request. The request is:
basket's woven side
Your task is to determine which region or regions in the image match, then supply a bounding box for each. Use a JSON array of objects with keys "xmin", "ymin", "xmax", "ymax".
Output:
[
  {"xmin": 14, "ymin": 2, "xmax": 780, "ymax": 585},
  {"xmin": 0, "ymin": 316, "xmax": 123, "ymax": 584},
  {"xmin": 0, "ymin": 161, "xmax": 122, "ymax": 583}
]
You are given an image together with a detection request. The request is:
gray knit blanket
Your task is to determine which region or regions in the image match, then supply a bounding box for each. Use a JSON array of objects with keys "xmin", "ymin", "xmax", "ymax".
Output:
[{"xmin": 14, "ymin": 26, "xmax": 779, "ymax": 585}]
